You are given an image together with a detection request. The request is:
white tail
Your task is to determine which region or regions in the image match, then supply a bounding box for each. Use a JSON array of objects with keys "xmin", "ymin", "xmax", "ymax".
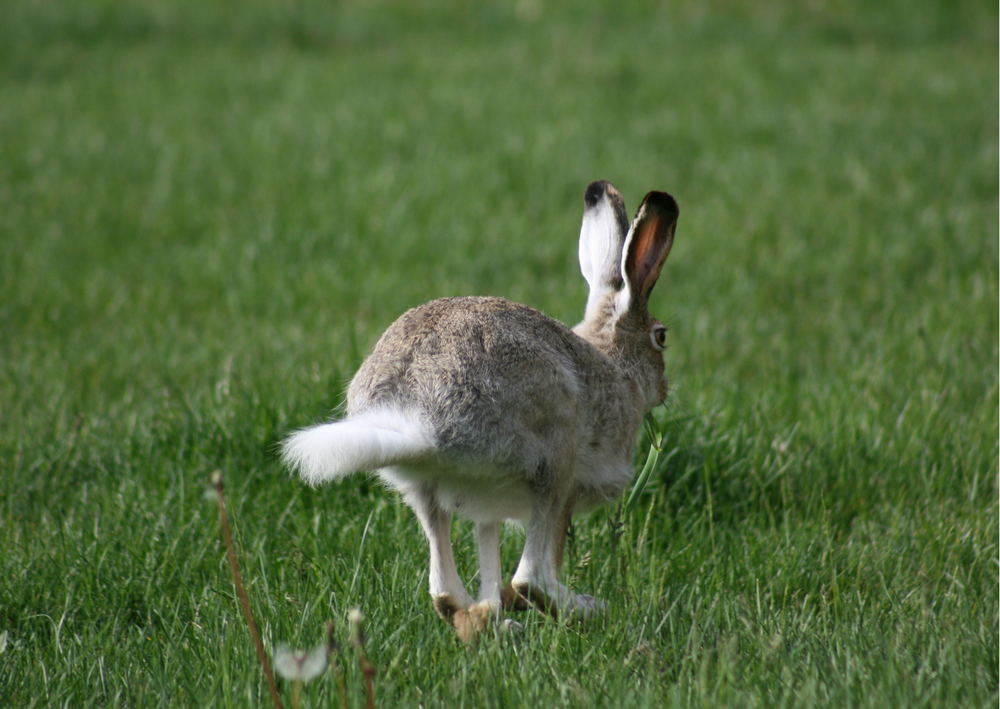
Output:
[{"xmin": 282, "ymin": 410, "xmax": 435, "ymax": 486}]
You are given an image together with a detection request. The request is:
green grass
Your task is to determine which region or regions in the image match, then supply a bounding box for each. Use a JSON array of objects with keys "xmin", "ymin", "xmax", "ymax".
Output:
[{"xmin": 1, "ymin": 0, "xmax": 996, "ymax": 706}]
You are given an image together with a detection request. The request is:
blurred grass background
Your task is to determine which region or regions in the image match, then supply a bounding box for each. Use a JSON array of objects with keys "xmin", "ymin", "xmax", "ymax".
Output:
[{"xmin": 0, "ymin": 1, "xmax": 996, "ymax": 707}]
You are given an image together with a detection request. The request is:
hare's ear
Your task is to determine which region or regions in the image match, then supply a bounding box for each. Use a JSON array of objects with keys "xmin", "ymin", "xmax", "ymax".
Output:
[
  {"xmin": 578, "ymin": 180, "xmax": 630, "ymax": 318},
  {"xmin": 621, "ymin": 191, "xmax": 679, "ymax": 311}
]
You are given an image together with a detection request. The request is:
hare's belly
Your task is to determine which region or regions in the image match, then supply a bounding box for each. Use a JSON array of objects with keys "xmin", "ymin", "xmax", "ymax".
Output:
[{"xmin": 377, "ymin": 465, "xmax": 535, "ymax": 524}]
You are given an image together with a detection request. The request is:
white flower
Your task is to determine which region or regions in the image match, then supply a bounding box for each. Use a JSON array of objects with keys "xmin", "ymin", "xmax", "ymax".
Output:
[{"xmin": 273, "ymin": 644, "xmax": 328, "ymax": 683}]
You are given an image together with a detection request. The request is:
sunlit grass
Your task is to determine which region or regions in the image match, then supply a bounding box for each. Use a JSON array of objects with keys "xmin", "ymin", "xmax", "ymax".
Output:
[{"xmin": 0, "ymin": 0, "xmax": 996, "ymax": 707}]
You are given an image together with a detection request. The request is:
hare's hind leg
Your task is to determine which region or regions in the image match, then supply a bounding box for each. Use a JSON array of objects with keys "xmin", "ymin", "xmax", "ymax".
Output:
[
  {"xmin": 404, "ymin": 485, "xmax": 473, "ymax": 621},
  {"xmin": 511, "ymin": 486, "xmax": 605, "ymax": 619},
  {"xmin": 552, "ymin": 492, "xmax": 577, "ymax": 576}
]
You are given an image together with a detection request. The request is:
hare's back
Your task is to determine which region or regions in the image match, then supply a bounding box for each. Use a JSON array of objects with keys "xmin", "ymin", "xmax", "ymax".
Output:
[{"xmin": 347, "ymin": 296, "xmax": 609, "ymax": 470}]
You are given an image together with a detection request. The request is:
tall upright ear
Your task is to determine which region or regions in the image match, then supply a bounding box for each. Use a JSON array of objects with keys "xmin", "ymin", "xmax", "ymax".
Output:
[
  {"xmin": 621, "ymin": 191, "xmax": 679, "ymax": 310},
  {"xmin": 578, "ymin": 180, "xmax": 630, "ymax": 319}
]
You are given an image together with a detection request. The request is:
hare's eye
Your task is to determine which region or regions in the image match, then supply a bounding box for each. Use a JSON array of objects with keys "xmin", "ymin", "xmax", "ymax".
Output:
[{"xmin": 650, "ymin": 325, "xmax": 667, "ymax": 351}]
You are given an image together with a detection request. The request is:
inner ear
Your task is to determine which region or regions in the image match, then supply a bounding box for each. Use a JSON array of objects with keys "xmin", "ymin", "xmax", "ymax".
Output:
[
  {"xmin": 622, "ymin": 192, "xmax": 678, "ymax": 305},
  {"xmin": 625, "ymin": 215, "xmax": 671, "ymax": 296}
]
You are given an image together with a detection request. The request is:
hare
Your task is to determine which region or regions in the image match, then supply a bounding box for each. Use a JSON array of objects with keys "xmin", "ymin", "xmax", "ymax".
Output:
[{"xmin": 283, "ymin": 181, "xmax": 678, "ymax": 638}]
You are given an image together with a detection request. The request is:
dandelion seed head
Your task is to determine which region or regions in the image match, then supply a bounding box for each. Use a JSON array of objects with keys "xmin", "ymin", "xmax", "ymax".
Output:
[{"xmin": 273, "ymin": 644, "xmax": 328, "ymax": 682}]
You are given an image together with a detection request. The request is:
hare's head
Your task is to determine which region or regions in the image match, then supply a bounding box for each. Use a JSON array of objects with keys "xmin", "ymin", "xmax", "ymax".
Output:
[{"xmin": 574, "ymin": 181, "xmax": 678, "ymax": 412}]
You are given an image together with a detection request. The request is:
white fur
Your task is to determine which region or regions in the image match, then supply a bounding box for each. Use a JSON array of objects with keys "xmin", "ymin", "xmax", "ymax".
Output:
[
  {"xmin": 579, "ymin": 193, "xmax": 625, "ymax": 321},
  {"xmin": 282, "ymin": 410, "xmax": 434, "ymax": 486},
  {"xmin": 476, "ymin": 522, "xmax": 504, "ymax": 609},
  {"xmin": 377, "ymin": 465, "xmax": 536, "ymax": 524}
]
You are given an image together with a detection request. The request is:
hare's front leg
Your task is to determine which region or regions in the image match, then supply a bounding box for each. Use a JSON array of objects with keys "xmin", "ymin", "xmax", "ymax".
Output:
[
  {"xmin": 511, "ymin": 489, "xmax": 605, "ymax": 618},
  {"xmin": 475, "ymin": 521, "xmax": 504, "ymax": 611},
  {"xmin": 405, "ymin": 486, "xmax": 473, "ymax": 621},
  {"xmin": 453, "ymin": 521, "xmax": 506, "ymax": 636}
]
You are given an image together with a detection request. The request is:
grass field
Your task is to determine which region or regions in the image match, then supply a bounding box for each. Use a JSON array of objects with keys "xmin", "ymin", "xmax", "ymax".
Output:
[{"xmin": 1, "ymin": 0, "xmax": 997, "ymax": 706}]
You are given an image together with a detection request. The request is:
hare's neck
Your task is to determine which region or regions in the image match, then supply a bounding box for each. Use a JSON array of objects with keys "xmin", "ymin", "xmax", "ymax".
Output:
[{"xmin": 572, "ymin": 297, "xmax": 618, "ymax": 348}]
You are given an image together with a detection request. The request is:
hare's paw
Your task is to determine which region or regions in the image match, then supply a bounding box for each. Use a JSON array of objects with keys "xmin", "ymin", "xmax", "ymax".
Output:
[
  {"xmin": 569, "ymin": 593, "xmax": 607, "ymax": 618},
  {"xmin": 466, "ymin": 599, "xmax": 501, "ymax": 631},
  {"xmin": 510, "ymin": 579, "xmax": 607, "ymax": 620},
  {"xmin": 433, "ymin": 593, "xmax": 480, "ymax": 644},
  {"xmin": 500, "ymin": 582, "xmax": 533, "ymax": 612},
  {"xmin": 432, "ymin": 592, "xmax": 474, "ymax": 623},
  {"xmin": 448, "ymin": 599, "xmax": 522, "ymax": 644}
]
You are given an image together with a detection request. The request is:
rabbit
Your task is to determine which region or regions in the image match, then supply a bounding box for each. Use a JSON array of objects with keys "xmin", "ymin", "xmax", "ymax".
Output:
[{"xmin": 283, "ymin": 180, "xmax": 678, "ymax": 638}]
